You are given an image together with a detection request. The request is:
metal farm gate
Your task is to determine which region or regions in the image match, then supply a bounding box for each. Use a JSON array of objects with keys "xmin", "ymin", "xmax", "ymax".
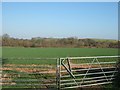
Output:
[
  {"xmin": 57, "ymin": 56, "xmax": 120, "ymax": 89},
  {"xmin": 2, "ymin": 58, "xmax": 57, "ymax": 89},
  {"xmin": 2, "ymin": 56, "xmax": 120, "ymax": 89}
]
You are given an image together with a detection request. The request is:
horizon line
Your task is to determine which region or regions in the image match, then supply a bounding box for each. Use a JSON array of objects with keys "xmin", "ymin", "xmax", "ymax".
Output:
[{"xmin": 1, "ymin": 34, "xmax": 118, "ymax": 40}]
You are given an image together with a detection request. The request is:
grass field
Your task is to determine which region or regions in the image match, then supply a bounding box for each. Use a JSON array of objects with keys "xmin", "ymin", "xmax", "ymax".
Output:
[
  {"xmin": 0, "ymin": 47, "xmax": 2, "ymax": 58},
  {"xmin": 2, "ymin": 47, "xmax": 119, "ymax": 64},
  {"xmin": 2, "ymin": 47, "xmax": 118, "ymax": 58},
  {"xmin": 2, "ymin": 47, "xmax": 119, "ymax": 89}
]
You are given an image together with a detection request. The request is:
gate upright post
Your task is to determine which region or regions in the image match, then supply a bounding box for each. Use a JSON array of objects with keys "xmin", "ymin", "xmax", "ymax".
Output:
[{"xmin": 56, "ymin": 58, "xmax": 61, "ymax": 90}]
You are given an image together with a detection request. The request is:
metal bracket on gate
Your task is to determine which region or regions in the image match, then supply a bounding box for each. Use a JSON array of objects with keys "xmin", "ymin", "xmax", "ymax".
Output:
[{"xmin": 61, "ymin": 58, "xmax": 78, "ymax": 86}]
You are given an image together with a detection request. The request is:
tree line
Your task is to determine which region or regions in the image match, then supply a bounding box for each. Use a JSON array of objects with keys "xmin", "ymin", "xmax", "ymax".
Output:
[{"xmin": 2, "ymin": 34, "xmax": 119, "ymax": 48}]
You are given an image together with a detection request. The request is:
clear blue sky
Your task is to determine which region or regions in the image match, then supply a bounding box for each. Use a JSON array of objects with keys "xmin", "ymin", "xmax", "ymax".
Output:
[{"xmin": 2, "ymin": 2, "xmax": 118, "ymax": 39}]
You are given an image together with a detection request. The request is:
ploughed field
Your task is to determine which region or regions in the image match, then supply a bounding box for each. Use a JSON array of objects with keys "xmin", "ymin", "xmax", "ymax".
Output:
[{"xmin": 1, "ymin": 47, "xmax": 119, "ymax": 88}]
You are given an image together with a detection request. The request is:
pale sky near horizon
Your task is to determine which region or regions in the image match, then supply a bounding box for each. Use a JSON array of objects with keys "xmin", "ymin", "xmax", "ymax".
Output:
[{"xmin": 2, "ymin": 2, "xmax": 118, "ymax": 39}]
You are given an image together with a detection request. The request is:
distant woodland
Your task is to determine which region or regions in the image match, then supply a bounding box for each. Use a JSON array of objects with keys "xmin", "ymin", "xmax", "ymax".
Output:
[{"xmin": 1, "ymin": 34, "xmax": 119, "ymax": 48}]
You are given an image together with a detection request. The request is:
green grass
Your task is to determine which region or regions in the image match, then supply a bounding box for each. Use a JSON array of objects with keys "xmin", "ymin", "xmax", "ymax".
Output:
[
  {"xmin": 2, "ymin": 47, "xmax": 119, "ymax": 89},
  {"xmin": 2, "ymin": 47, "xmax": 118, "ymax": 58},
  {"xmin": 3, "ymin": 59, "xmax": 57, "ymax": 65},
  {"xmin": 3, "ymin": 70, "xmax": 56, "ymax": 88},
  {"xmin": 0, "ymin": 47, "xmax": 2, "ymax": 58},
  {"xmin": 2, "ymin": 47, "xmax": 119, "ymax": 64}
]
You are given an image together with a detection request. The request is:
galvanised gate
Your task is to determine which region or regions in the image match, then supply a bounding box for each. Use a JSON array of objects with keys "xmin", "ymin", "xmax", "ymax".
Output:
[
  {"xmin": 2, "ymin": 56, "xmax": 120, "ymax": 89},
  {"xmin": 56, "ymin": 56, "xmax": 120, "ymax": 89}
]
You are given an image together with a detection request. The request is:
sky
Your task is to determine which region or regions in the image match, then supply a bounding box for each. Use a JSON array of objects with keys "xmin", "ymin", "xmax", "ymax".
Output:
[
  {"xmin": 2, "ymin": 2, "xmax": 118, "ymax": 39},
  {"xmin": 0, "ymin": 2, "xmax": 2, "ymax": 36}
]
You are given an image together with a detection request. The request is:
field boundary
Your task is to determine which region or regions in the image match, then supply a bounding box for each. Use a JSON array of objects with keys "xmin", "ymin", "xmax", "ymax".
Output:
[
  {"xmin": 57, "ymin": 56, "xmax": 120, "ymax": 89},
  {"xmin": 2, "ymin": 56, "xmax": 120, "ymax": 89}
]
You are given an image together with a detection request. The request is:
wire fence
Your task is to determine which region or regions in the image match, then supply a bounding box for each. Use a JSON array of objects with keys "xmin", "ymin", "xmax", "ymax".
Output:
[{"xmin": 1, "ymin": 58, "xmax": 57, "ymax": 89}]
